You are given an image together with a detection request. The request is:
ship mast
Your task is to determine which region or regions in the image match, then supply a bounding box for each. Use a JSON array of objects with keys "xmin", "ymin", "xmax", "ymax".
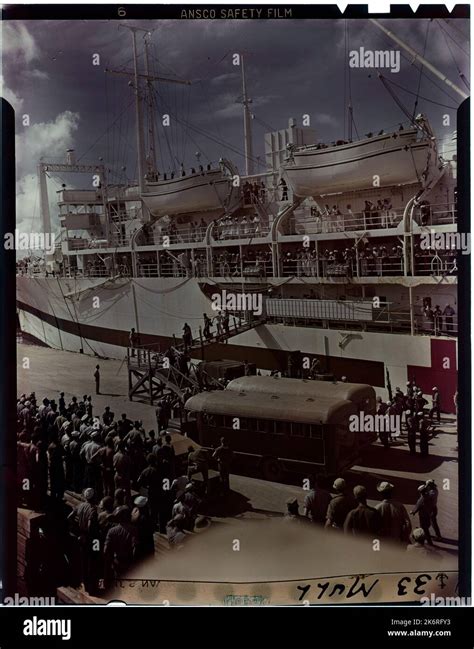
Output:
[
  {"xmin": 144, "ymin": 33, "xmax": 157, "ymax": 174},
  {"xmin": 241, "ymin": 54, "xmax": 254, "ymax": 176},
  {"xmin": 370, "ymin": 19, "xmax": 468, "ymax": 100},
  {"xmin": 109, "ymin": 27, "xmax": 192, "ymax": 219},
  {"xmin": 130, "ymin": 27, "xmax": 148, "ymax": 197}
]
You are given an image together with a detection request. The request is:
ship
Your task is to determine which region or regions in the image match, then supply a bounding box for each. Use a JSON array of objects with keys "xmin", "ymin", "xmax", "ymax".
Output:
[{"xmin": 16, "ymin": 24, "xmax": 462, "ymax": 415}]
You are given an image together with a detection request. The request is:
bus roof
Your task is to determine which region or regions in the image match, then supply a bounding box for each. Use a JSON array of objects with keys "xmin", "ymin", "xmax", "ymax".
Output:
[
  {"xmin": 184, "ymin": 390, "xmax": 356, "ymax": 425},
  {"xmin": 226, "ymin": 376, "xmax": 375, "ymax": 404}
]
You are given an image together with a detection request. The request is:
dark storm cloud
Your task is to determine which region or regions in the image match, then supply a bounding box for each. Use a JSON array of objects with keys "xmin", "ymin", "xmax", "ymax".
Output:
[{"xmin": 3, "ymin": 17, "xmax": 470, "ymax": 180}]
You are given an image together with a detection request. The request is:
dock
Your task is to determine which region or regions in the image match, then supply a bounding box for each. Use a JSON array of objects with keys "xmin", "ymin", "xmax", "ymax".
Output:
[{"xmin": 17, "ymin": 342, "xmax": 459, "ymax": 602}]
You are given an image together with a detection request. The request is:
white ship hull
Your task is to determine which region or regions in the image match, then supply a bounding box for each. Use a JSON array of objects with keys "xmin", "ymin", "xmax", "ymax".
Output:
[
  {"xmin": 284, "ymin": 129, "xmax": 431, "ymax": 196},
  {"xmin": 17, "ymin": 276, "xmax": 457, "ymax": 411},
  {"xmin": 142, "ymin": 170, "xmax": 231, "ymax": 216}
]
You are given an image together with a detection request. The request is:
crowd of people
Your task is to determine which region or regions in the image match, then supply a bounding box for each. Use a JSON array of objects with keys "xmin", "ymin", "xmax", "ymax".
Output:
[
  {"xmin": 16, "ymin": 372, "xmax": 450, "ymax": 598},
  {"xmin": 374, "ymin": 382, "xmax": 442, "ymax": 454},
  {"xmin": 16, "ymin": 390, "xmax": 235, "ymax": 595},
  {"xmin": 286, "ymin": 475, "xmax": 442, "ymax": 553},
  {"xmin": 305, "ymin": 198, "xmax": 399, "ymax": 233}
]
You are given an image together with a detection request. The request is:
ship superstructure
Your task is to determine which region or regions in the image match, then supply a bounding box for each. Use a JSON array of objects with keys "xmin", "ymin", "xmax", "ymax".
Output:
[{"xmin": 16, "ymin": 25, "xmax": 461, "ymax": 415}]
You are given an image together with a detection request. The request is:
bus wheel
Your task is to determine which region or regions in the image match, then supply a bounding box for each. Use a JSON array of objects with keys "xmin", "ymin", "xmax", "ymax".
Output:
[{"xmin": 260, "ymin": 456, "xmax": 284, "ymax": 482}]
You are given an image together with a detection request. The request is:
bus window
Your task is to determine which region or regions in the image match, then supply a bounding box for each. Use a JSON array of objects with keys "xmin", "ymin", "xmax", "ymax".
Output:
[
  {"xmin": 291, "ymin": 423, "xmax": 311, "ymax": 437},
  {"xmin": 275, "ymin": 421, "xmax": 288, "ymax": 435},
  {"xmin": 248, "ymin": 418, "xmax": 259, "ymax": 432},
  {"xmin": 206, "ymin": 414, "xmax": 216, "ymax": 427},
  {"xmin": 310, "ymin": 425, "xmax": 323, "ymax": 439},
  {"xmin": 238, "ymin": 417, "xmax": 249, "ymax": 430},
  {"xmin": 258, "ymin": 419, "xmax": 275, "ymax": 434}
]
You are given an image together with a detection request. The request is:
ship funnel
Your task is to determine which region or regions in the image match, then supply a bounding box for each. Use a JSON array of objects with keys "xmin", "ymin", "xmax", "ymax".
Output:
[{"xmin": 66, "ymin": 149, "xmax": 76, "ymax": 165}]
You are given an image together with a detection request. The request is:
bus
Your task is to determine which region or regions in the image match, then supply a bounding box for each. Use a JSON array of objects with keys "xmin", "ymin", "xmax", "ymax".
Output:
[
  {"xmin": 225, "ymin": 375, "xmax": 376, "ymax": 414},
  {"xmin": 183, "ymin": 390, "xmax": 360, "ymax": 481}
]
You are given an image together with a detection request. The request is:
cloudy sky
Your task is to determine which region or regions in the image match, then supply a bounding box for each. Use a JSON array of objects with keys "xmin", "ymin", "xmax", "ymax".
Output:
[{"xmin": 1, "ymin": 17, "xmax": 469, "ymax": 232}]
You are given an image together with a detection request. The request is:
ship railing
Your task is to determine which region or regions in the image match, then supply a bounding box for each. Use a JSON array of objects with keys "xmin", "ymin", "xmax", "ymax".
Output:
[
  {"xmin": 413, "ymin": 203, "xmax": 457, "ymax": 226},
  {"xmin": 265, "ymin": 298, "xmax": 458, "ymax": 336},
  {"xmin": 157, "ymin": 229, "xmax": 207, "ymax": 245},
  {"xmin": 288, "ymin": 208, "xmax": 404, "ymax": 235},
  {"xmin": 67, "ymin": 236, "xmax": 130, "ymax": 250},
  {"xmin": 288, "ymin": 202, "xmax": 457, "ymax": 235},
  {"xmin": 213, "ymin": 223, "xmax": 271, "ymax": 241},
  {"xmin": 280, "ymin": 257, "xmax": 404, "ymax": 278},
  {"xmin": 212, "ymin": 260, "xmax": 274, "ymax": 279},
  {"xmin": 80, "ymin": 267, "xmax": 112, "ymax": 277},
  {"xmin": 137, "ymin": 264, "xmax": 160, "ymax": 278},
  {"xmin": 413, "ymin": 255, "xmax": 457, "ymax": 276}
]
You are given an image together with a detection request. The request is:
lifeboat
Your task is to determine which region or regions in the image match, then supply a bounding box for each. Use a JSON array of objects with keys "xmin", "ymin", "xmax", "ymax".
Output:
[
  {"xmin": 283, "ymin": 126, "xmax": 434, "ymax": 197},
  {"xmin": 142, "ymin": 166, "xmax": 233, "ymax": 217}
]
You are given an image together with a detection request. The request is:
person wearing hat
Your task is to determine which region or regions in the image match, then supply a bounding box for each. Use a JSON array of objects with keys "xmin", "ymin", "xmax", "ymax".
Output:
[
  {"xmin": 68, "ymin": 488, "xmax": 100, "ymax": 594},
  {"xmin": 375, "ymin": 481, "xmax": 411, "ymax": 544},
  {"xmin": 166, "ymin": 514, "xmax": 187, "ymax": 548},
  {"xmin": 405, "ymin": 410, "xmax": 418, "ymax": 455},
  {"xmin": 424, "ymin": 479, "xmax": 442, "ymax": 539},
  {"xmin": 131, "ymin": 496, "xmax": 155, "ymax": 560},
  {"xmin": 303, "ymin": 474, "xmax": 331, "ymax": 525},
  {"xmin": 418, "ymin": 412, "xmax": 432, "ymax": 457},
  {"xmin": 104, "ymin": 506, "xmax": 138, "ymax": 587},
  {"xmin": 113, "ymin": 441, "xmax": 132, "ymax": 502},
  {"xmin": 415, "ymin": 390, "xmax": 428, "ymax": 414},
  {"xmin": 91, "ymin": 436, "xmax": 115, "ymax": 498},
  {"xmin": 47, "ymin": 434, "xmax": 66, "ymax": 501},
  {"xmin": 411, "ymin": 485, "xmax": 435, "ymax": 546},
  {"xmin": 80, "ymin": 429, "xmax": 103, "ymax": 494},
  {"xmin": 343, "ymin": 486, "xmax": 381, "ymax": 536},
  {"xmin": 325, "ymin": 478, "xmax": 356, "ymax": 530},
  {"xmin": 212, "ymin": 437, "xmax": 234, "ymax": 493},
  {"xmin": 406, "ymin": 528, "xmax": 440, "ymax": 556},
  {"xmin": 94, "ymin": 364, "xmax": 100, "ymax": 395},
  {"xmin": 102, "ymin": 406, "xmax": 115, "ymax": 427},
  {"xmin": 59, "ymin": 392, "xmax": 66, "ymax": 414},
  {"xmin": 187, "ymin": 445, "xmax": 209, "ymax": 493},
  {"xmin": 430, "ymin": 387, "xmax": 441, "ymax": 423},
  {"xmin": 137, "ymin": 454, "xmax": 161, "ymax": 529}
]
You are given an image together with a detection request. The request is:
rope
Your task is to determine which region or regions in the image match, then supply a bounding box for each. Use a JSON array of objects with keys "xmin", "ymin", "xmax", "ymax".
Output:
[
  {"xmin": 381, "ymin": 76, "xmax": 458, "ymax": 111},
  {"xmin": 436, "ymin": 20, "xmax": 470, "ymax": 91},
  {"xmin": 412, "ymin": 20, "xmax": 430, "ymax": 120}
]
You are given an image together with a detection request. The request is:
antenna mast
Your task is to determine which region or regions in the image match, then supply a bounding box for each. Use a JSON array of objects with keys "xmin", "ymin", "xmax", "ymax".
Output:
[{"xmin": 241, "ymin": 54, "xmax": 254, "ymax": 176}]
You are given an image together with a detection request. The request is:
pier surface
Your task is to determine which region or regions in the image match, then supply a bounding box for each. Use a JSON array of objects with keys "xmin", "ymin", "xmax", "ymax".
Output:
[{"xmin": 17, "ymin": 343, "xmax": 459, "ymax": 592}]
